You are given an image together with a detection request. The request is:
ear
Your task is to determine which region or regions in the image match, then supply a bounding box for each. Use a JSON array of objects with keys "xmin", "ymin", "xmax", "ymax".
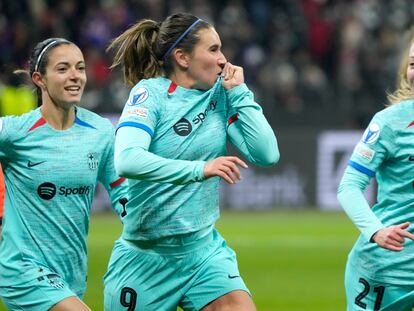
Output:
[
  {"xmin": 172, "ymin": 49, "xmax": 190, "ymax": 69},
  {"xmin": 32, "ymin": 72, "xmax": 46, "ymax": 90}
]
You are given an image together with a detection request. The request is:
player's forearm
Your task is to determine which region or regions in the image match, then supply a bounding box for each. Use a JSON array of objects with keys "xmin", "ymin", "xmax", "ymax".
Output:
[
  {"xmin": 226, "ymin": 84, "xmax": 279, "ymax": 166},
  {"xmin": 337, "ymin": 166, "xmax": 384, "ymax": 241},
  {"xmin": 115, "ymin": 126, "xmax": 206, "ymax": 184},
  {"xmin": 115, "ymin": 146, "xmax": 205, "ymax": 184}
]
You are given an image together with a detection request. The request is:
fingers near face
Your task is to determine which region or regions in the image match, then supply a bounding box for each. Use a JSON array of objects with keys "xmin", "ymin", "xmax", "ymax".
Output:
[{"xmin": 187, "ymin": 27, "xmax": 227, "ymax": 90}]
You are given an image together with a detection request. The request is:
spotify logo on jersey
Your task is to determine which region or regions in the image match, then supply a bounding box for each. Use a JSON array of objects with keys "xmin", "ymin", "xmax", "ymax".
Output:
[
  {"xmin": 173, "ymin": 118, "xmax": 192, "ymax": 136},
  {"xmin": 37, "ymin": 182, "xmax": 57, "ymax": 200}
]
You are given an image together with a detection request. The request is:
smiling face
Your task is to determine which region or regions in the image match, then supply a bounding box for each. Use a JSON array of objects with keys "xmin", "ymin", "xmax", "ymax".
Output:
[
  {"xmin": 37, "ymin": 43, "xmax": 87, "ymax": 109},
  {"xmin": 185, "ymin": 27, "xmax": 227, "ymax": 90}
]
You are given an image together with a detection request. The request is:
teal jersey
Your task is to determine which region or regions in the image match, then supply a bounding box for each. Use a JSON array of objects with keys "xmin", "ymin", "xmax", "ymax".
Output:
[
  {"xmin": 116, "ymin": 77, "xmax": 278, "ymax": 240},
  {"xmin": 344, "ymin": 100, "xmax": 414, "ymax": 284},
  {"xmin": 0, "ymin": 107, "xmax": 127, "ymax": 296}
]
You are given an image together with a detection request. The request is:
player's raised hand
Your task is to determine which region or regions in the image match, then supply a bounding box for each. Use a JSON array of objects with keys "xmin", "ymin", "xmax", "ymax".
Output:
[
  {"xmin": 204, "ymin": 156, "xmax": 248, "ymax": 184},
  {"xmin": 221, "ymin": 62, "xmax": 244, "ymax": 90},
  {"xmin": 372, "ymin": 222, "xmax": 414, "ymax": 251}
]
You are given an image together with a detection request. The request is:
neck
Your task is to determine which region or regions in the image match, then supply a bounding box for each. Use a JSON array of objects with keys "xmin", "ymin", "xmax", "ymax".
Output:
[
  {"xmin": 169, "ymin": 70, "xmax": 194, "ymax": 89},
  {"xmin": 40, "ymin": 100, "xmax": 75, "ymax": 130}
]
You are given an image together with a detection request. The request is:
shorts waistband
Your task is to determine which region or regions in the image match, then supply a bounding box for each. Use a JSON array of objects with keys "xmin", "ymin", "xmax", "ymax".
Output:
[{"xmin": 121, "ymin": 227, "xmax": 214, "ymax": 255}]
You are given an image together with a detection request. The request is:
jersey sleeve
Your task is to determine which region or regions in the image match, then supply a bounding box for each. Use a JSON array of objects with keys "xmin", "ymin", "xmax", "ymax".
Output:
[
  {"xmin": 116, "ymin": 83, "xmax": 160, "ymax": 139},
  {"xmin": 0, "ymin": 116, "xmax": 15, "ymax": 160},
  {"xmin": 225, "ymin": 83, "xmax": 279, "ymax": 166},
  {"xmin": 115, "ymin": 82, "xmax": 205, "ymax": 184},
  {"xmin": 98, "ymin": 121, "xmax": 129, "ymax": 218},
  {"xmin": 115, "ymin": 127, "xmax": 205, "ymax": 184},
  {"xmin": 337, "ymin": 165, "xmax": 385, "ymax": 241},
  {"xmin": 337, "ymin": 114, "xmax": 393, "ymax": 241},
  {"xmin": 348, "ymin": 114, "xmax": 394, "ymax": 177},
  {"xmin": 0, "ymin": 165, "xmax": 4, "ymax": 220}
]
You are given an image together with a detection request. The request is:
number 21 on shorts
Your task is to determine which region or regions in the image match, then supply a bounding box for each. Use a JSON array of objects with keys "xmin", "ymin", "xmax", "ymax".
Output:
[{"xmin": 355, "ymin": 278, "xmax": 385, "ymax": 311}]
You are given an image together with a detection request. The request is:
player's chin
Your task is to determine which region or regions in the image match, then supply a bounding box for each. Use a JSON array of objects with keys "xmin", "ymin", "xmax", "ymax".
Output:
[{"xmin": 63, "ymin": 97, "xmax": 82, "ymax": 107}]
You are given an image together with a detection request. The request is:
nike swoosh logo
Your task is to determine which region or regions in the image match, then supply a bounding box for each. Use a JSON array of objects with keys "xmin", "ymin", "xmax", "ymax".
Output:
[
  {"xmin": 409, "ymin": 156, "xmax": 414, "ymax": 161},
  {"xmin": 228, "ymin": 274, "xmax": 240, "ymax": 279},
  {"xmin": 27, "ymin": 160, "xmax": 46, "ymax": 168}
]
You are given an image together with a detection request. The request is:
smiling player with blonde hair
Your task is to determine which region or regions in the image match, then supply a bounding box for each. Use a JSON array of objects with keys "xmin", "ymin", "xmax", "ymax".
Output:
[{"xmin": 338, "ymin": 31, "xmax": 414, "ymax": 311}]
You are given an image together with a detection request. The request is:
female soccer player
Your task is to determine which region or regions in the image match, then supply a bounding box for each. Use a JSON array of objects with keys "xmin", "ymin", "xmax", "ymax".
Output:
[
  {"xmin": 338, "ymin": 33, "xmax": 414, "ymax": 311},
  {"xmin": 104, "ymin": 12, "xmax": 279, "ymax": 311},
  {"xmin": 0, "ymin": 38, "xmax": 128, "ymax": 310}
]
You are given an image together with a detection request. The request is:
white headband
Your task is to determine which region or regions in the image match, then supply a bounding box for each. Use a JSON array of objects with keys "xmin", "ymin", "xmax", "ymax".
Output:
[{"xmin": 34, "ymin": 40, "xmax": 61, "ymax": 72}]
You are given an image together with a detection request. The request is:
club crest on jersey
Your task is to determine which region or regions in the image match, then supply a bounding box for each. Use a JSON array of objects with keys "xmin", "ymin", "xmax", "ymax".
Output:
[
  {"xmin": 362, "ymin": 122, "xmax": 380, "ymax": 144},
  {"xmin": 128, "ymin": 87, "xmax": 149, "ymax": 106},
  {"xmin": 87, "ymin": 153, "xmax": 99, "ymax": 170}
]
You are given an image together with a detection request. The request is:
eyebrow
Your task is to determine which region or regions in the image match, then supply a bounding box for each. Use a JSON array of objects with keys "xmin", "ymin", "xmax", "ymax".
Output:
[
  {"xmin": 54, "ymin": 61, "xmax": 85, "ymax": 67},
  {"xmin": 210, "ymin": 43, "xmax": 221, "ymax": 49}
]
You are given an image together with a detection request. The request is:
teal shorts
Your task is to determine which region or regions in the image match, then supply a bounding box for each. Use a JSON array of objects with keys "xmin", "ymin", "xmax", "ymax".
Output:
[
  {"xmin": 345, "ymin": 260, "xmax": 414, "ymax": 311},
  {"xmin": 0, "ymin": 264, "xmax": 77, "ymax": 311},
  {"xmin": 104, "ymin": 228, "xmax": 250, "ymax": 311}
]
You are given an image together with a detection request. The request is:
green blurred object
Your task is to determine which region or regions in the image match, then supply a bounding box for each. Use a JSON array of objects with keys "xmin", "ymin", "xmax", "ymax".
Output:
[{"xmin": 0, "ymin": 210, "xmax": 357, "ymax": 310}]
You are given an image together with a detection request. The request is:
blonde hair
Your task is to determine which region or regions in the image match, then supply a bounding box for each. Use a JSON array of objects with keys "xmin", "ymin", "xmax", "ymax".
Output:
[{"xmin": 387, "ymin": 33, "xmax": 414, "ymax": 105}]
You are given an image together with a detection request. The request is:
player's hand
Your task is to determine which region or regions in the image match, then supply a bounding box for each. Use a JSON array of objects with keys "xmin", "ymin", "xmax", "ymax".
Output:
[
  {"xmin": 221, "ymin": 63, "xmax": 244, "ymax": 90},
  {"xmin": 372, "ymin": 222, "xmax": 414, "ymax": 251},
  {"xmin": 204, "ymin": 156, "xmax": 248, "ymax": 184}
]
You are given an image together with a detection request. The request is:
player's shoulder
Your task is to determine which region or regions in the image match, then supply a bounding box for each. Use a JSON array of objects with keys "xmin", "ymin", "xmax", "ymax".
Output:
[
  {"xmin": 135, "ymin": 77, "xmax": 169, "ymax": 92},
  {"xmin": 0, "ymin": 108, "xmax": 41, "ymax": 135},
  {"xmin": 75, "ymin": 107, "xmax": 114, "ymax": 133},
  {"xmin": 374, "ymin": 99, "xmax": 414, "ymax": 127},
  {"xmin": 127, "ymin": 77, "xmax": 169, "ymax": 106}
]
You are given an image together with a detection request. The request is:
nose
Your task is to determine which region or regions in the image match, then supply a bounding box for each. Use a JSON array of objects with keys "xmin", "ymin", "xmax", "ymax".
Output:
[
  {"xmin": 69, "ymin": 67, "xmax": 81, "ymax": 80},
  {"xmin": 218, "ymin": 51, "xmax": 227, "ymax": 67}
]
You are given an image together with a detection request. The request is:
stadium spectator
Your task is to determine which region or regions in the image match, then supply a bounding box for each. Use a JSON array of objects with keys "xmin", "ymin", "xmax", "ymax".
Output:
[
  {"xmin": 337, "ymin": 32, "xmax": 414, "ymax": 311},
  {"xmin": 0, "ymin": 38, "xmax": 128, "ymax": 310},
  {"xmin": 103, "ymin": 12, "xmax": 279, "ymax": 310},
  {"xmin": 1, "ymin": 1, "xmax": 414, "ymax": 129}
]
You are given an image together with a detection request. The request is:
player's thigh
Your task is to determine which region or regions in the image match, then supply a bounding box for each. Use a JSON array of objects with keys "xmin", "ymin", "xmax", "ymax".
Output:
[
  {"xmin": 345, "ymin": 263, "xmax": 412, "ymax": 311},
  {"xmin": 104, "ymin": 239, "xmax": 180, "ymax": 311},
  {"xmin": 180, "ymin": 229, "xmax": 252, "ymax": 311},
  {"xmin": 49, "ymin": 296, "xmax": 90, "ymax": 311},
  {"xmin": 201, "ymin": 290, "xmax": 256, "ymax": 311},
  {"xmin": 381, "ymin": 289, "xmax": 414, "ymax": 311},
  {"xmin": 0, "ymin": 272, "xmax": 77, "ymax": 311}
]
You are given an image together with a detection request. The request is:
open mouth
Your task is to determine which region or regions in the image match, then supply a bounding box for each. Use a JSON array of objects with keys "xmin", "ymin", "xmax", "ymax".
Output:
[{"xmin": 64, "ymin": 86, "xmax": 82, "ymax": 95}]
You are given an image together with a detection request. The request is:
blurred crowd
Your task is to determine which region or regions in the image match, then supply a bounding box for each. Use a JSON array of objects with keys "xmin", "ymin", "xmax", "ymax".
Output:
[{"xmin": 0, "ymin": 0, "xmax": 413, "ymax": 129}]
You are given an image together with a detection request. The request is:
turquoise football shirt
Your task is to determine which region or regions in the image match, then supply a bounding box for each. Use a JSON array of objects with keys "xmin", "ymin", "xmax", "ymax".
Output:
[
  {"xmin": 339, "ymin": 100, "xmax": 414, "ymax": 285},
  {"xmin": 0, "ymin": 107, "xmax": 127, "ymax": 296},
  {"xmin": 115, "ymin": 77, "xmax": 278, "ymax": 241}
]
